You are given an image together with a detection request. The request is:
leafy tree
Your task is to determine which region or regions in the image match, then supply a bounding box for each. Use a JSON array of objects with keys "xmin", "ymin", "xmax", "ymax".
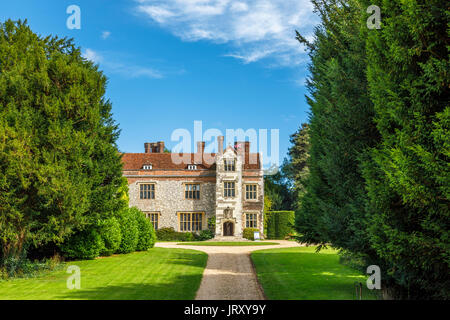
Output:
[
  {"xmin": 361, "ymin": 0, "xmax": 449, "ymax": 299},
  {"xmin": 0, "ymin": 20, "xmax": 125, "ymax": 261},
  {"xmin": 295, "ymin": 0, "xmax": 449, "ymax": 299},
  {"xmin": 264, "ymin": 195, "xmax": 272, "ymax": 212},
  {"xmin": 264, "ymin": 172, "xmax": 293, "ymax": 211},
  {"xmin": 295, "ymin": 0, "xmax": 379, "ymax": 257},
  {"xmin": 283, "ymin": 123, "xmax": 310, "ymax": 206}
]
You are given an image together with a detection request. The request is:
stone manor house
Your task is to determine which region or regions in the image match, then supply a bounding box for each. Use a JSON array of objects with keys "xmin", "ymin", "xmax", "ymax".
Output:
[{"xmin": 121, "ymin": 136, "xmax": 264, "ymax": 238}]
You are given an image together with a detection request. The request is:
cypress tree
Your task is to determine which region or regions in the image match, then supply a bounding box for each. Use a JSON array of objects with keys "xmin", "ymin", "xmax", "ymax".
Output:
[
  {"xmin": 0, "ymin": 20, "xmax": 125, "ymax": 260},
  {"xmin": 361, "ymin": 0, "xmax": 449, "ymax": 299}
]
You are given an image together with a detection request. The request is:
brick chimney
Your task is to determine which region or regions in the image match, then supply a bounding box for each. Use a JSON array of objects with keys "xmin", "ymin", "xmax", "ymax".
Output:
[
  {"xmin": 244, "ymin": 141, "xmax": 250, "ymax": 154},
  {"xmin": 217, "ymin": 136, "xmax": 224, "ymax": 155},
  {"xmin": 144, "ymin": 142, "xmax": 164, "ymax": 153},
  {"xmin": 236, "ymin": 141, "xmax": 250, "ymax": 164},
  {"xmin": 195, "ymin": 141, "xmax": 205, "ymax": 164},
  {"xmin": 157, "ymin": 141, "xmax": 165, "ymax": 153}
]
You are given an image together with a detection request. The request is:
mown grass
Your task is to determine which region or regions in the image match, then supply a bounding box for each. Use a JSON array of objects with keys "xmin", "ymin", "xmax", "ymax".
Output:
[
  {"xmin": 0, "ymin": 248, "xmax": 207, "ymax": 300},
  {"xmin": 251, "ymin": 246, "xmax": 379, "ymax": 300},
  {"xmin": 177, "ymin": 241, "xmax": 279, "ymax": 246}
]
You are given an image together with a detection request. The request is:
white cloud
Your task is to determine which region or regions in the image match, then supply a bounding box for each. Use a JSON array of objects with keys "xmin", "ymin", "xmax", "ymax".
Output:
[
  {"xmin": 82, "ymin": 49, "xmax": 163, "ymax": 79},
  {"xmin": 134, "ymin": 0, "xmax": 317, "ymax": 66},
  {"xmin": 101, "ymin": 31, "xmax": 111, "ymax": 39},
  {"xmin": 137, "ymin": 6, "xmax": 176, "ymax": 23},
  {"xmin": 83, "ymin": 48, "xmax": 103, "ymax": 63},
  {"xmin": 230, "ymin": 2, "xmax": 248, "ymax": 12}
]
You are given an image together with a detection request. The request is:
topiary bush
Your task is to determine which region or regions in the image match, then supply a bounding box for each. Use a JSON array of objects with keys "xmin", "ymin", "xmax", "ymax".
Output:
[
  {"xmin": 265, "ymin": 211, "xmax": 295, "ymax": 240},
  {"xmin": 116, "ymin": 207, "xmax": 139, "ymax": 254},
  {"xmin": 99, "ymin": 217, "xmax": 122, "ymax": 256},
  {"xmin": 132, "ymin": 208, "xmax": 156, "ymax": 251},
  {"xmin": 243, "ymin": 228, "xmax": 259, "ymax": 240},
  {"xmin": 60, "ymin": 228, "xmax": 104, "ymax": 260}
]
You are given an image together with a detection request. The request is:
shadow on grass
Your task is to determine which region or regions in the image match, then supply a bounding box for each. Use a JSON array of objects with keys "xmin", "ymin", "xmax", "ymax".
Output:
[
  {"xmin": 59, "ymin": 250, "xmax": 207, "ymax": 300},
  {"xmin": 58, "ymin": 273, "xmax": 204, "ymax": 300},
  {"xmin": 252, "ymin": 250, "xmax": 380, "ymax": 300}
]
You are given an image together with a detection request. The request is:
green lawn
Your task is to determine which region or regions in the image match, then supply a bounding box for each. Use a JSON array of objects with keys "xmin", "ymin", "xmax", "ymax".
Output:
[
  {"xmin": 177, "ymin": 241, "xmax": 279, "ymax": 246},
  {"xmin": 0, "ymin": 248, "xmax": 207, "ymax": 300},
  {"xmin": 251, "ymin": 246, "xmax": 378, "ymax": 300}
]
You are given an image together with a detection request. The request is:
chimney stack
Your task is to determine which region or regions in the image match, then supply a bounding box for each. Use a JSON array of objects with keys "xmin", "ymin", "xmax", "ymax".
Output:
[
  {"xmin": 235, "ymin": 141, "xmax": 250, "ymax": 164},
  {"xmin": 144, "ymin": 141, "xmax": 165, "ymax": 153},
  {"xmin": 157, "ymin": 141, "xmax": 165, "ymax": 153},
  {"xmin": 217, "ymin": 136, "xmax": 224, "ymax": 155},
  {"xmin": 197, "ymin": 141, "xmax": 205, "ymax": 154},
  {"xmin": 244, "ymin": 141, "xmax": 250, "ymax": 154},
  {"xmin": 195, "ymin": 141, "xmax": 205, "ymax": 164}
]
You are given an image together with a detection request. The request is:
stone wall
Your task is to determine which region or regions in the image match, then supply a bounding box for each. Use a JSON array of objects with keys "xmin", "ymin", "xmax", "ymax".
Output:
[
  {"xmin": 127, "ymin": 179, "xmax": 216, "ymax": 231},
  {"xmin": 215, "ymin": 148, "xmax": 244, "ymax": 237}
]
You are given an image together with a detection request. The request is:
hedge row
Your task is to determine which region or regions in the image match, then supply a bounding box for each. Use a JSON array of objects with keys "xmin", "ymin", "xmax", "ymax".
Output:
[
  {"xmin": 243, "ymin": 228, "xmax": 259, "ymax": 240},
  {"xmin": 264, "ymin": 211, "xmax": 295, "ymax": 240},
  {"xmin": 156, "ymin": 228, "xmax": 214, "ymax": 242},
  {"xmin": 60, "ymin": 207, "xmax": 156, "ymax": 260}
]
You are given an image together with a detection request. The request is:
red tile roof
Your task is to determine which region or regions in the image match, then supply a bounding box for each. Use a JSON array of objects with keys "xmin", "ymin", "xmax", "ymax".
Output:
[{"xmin": 121, "ymin": 153, "xmax": 261, "ymax": 170}]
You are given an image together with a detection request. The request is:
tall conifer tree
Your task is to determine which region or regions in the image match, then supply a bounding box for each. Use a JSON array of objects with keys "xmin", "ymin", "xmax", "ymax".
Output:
[{"xmin": 0, "ymin": 20, "xmax": 125, "ymax": 259}]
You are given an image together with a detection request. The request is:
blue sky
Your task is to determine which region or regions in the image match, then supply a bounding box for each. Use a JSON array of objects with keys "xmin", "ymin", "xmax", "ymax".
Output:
[{"xmin": 1, "ymin": 0, "xmax": 318, "ymax": 166}]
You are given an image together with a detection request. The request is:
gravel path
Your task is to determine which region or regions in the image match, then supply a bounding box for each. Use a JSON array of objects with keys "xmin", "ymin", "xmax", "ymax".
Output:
[{"xmin": 156, "ymin": 240, "xmax": 302, "ymax": 300}]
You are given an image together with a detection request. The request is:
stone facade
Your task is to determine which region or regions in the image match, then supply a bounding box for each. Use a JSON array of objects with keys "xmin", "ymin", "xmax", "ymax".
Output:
[{"xmin": 122, "ymin": 137, "xmax": 264, "ymax": 238}]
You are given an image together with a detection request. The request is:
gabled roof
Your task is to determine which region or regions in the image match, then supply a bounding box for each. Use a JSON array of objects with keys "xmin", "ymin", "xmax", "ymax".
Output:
[{"xmin": 121, "ymin": 152, "xmax": 261, "ymax": 170}]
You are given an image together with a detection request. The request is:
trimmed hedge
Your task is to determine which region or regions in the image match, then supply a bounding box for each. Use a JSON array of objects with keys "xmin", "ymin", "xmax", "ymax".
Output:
[
  {"xmin": 243, "ymin": 228, "xmax": 259, "ymax": 240},
  {"xmin": 117, "ymin": 207, "xmax": 139, "ymax": 254},
  {"xmin": 264, "ymin": 211, "xmax": 295, "ymax": 240},
  {"xmin": 60, "ymin": 228, "xmax": 104, "ymax": 260},
  {"xmin": 60, "ymin": 207, "xmax": 155, "ymax": 259},
  {"xmin": 99, "ymin": 217, "xmax": 122, "ymax": 256},
  {"xmin": 156, "ymin": 227, "xmax": 195, "ymax": 241},
  {"xmin": 134, "ymin": 208, "xmax": 156, "ymax": 251}
]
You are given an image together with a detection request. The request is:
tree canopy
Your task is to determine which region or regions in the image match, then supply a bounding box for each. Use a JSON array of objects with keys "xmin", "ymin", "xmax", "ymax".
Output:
[
  {"xmin": 0, "ymin": 20, "xmax": 125, "ymax": 260},
  {"xmin": 294, "ymin": 0, "xmax": 449, "ymax": 299}
]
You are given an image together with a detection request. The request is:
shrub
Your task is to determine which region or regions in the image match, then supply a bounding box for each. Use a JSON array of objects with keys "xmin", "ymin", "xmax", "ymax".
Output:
[
  {"xmin": 156, "ymin": 227, "xmax": 195, "ymax": 241},
  {"xmin": 132, "ymin": 208, "xmax": 156, "ymax": 251},
  {"xmin": 265, "ymin": 211, "xmax": 295, "ymax": 240},
  {"xmin": 183, "ymin": 232, "xmax": 194, "ymax": 241},
  {"xmin": 60, "ymin": 228, "xmax": 104, "ymax": 260},
  {"xmin": 99, "ymin": 217, "xmax": 122, "ymax": 256},
  {"xmin": 243, "ymin": 228, "xmax": 259, "ymax": 240},
  {"xmin": 207, "ymin": 217, "xmax": 216, "ymax": 231},
  {"xmin": 116, "ymin": 208, "xmax": 139, "ymax": 254},
  {"xmin": 156, "ymin": 227, "xmax": 177, "ymax": 241},
  {"xmin": 196, "ymin": 229, "xmax": 215, "ymax": 241},
  {"xmin": 0, "ymin": 252, "xmax": 63, "ymax": 279}
]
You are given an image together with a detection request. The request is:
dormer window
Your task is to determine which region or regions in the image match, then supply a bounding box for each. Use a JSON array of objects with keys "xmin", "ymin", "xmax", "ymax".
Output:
[
  {"xmin": 188, "ymin": 164, "xmax": 197, "ymax": 170},
  {"xmin": 224, "ymin": 159, "xmax": 235, "ymax": 171},
  {"xmin": 143, "ymin": 164, "xmax": 152, "ymax": 170}
]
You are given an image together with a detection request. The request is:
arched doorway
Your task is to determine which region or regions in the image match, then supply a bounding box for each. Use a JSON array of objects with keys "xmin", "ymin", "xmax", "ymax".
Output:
[{"xmin": 223, "ymin": 221, "xmax": 234, "ymax": 236}]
